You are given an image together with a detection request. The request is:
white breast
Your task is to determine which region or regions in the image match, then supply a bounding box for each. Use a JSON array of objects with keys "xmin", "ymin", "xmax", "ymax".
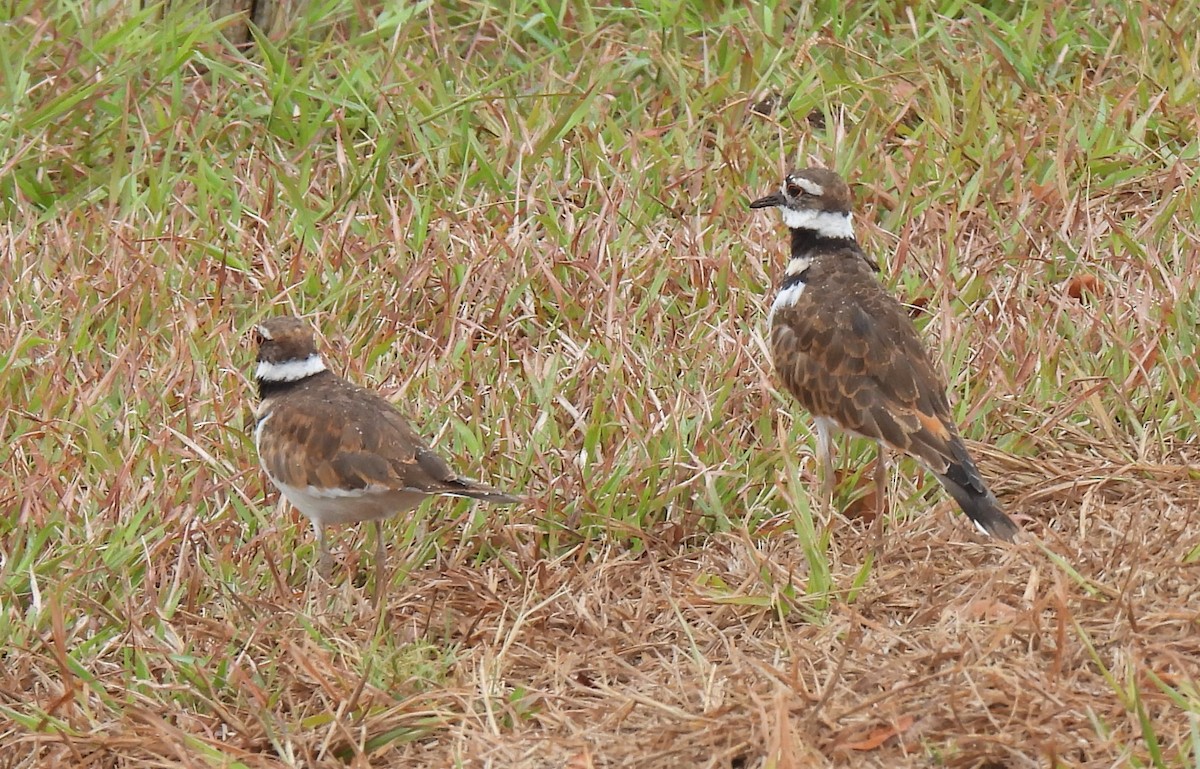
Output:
[
  {"xmin": 254, "ymin": 411, "xmax": 272, "ymax": 455},
  {"xmin": 769, "ymin": 282, "xmax": 806, "ymax": 325}
]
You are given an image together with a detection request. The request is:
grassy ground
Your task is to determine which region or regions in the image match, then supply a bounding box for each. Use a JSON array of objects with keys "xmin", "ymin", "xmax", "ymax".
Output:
[{"xmin": 2, "ymin": 0, "xmax": 1199, "ymax": 766}]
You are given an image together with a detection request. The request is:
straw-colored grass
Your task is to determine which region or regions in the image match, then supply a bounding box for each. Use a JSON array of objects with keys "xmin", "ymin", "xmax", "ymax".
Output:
[{"xmin": 2, "ymin": 0, "xmax": 1199, "ymax": 766}]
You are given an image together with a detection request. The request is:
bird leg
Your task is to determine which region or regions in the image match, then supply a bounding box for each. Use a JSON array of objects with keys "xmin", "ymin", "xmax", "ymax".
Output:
[
  {"xmin": 871, "ymin": 442, "xmax": 888, "ymax": 556},
  {"xmin": 373, "ymin": 520, "xmax": 387, "ymax": 606},
  {"xmin": 313, "ymin": 520, "xmax": 332, "ymax": 581},
  {"xmin": 814, "ymin": 417, "xmax": 836, "ymax": 515}
]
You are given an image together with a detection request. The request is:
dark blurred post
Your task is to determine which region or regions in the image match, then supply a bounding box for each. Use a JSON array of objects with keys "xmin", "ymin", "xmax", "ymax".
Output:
[{"xmin": 161, "ymin": 0, "xmax": 310, "ymax": 45}]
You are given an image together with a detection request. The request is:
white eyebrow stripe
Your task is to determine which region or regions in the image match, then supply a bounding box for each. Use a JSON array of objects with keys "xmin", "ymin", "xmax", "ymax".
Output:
[{"xmin": 790, "ymin": 176, "xmax": 824, "ymax": 196}]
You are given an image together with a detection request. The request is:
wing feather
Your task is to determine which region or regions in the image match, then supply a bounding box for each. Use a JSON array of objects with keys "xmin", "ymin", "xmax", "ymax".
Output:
[
  {"xmin": 771, "ymin": 254, "xmax": 959, "ymax": 470},
  {"xmin": 260, "ymin": 374, "xmax": 481, "ymax": 494}
]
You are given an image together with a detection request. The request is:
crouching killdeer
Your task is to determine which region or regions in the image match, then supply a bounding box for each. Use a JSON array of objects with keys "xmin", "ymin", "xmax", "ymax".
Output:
[
  {"xmin": 749, "ymin": 168, "xmax": 1020, "ymax": 543},
  {"xmin": 252, "ymin": 316, "xmax": 519, "ymax": 601}
]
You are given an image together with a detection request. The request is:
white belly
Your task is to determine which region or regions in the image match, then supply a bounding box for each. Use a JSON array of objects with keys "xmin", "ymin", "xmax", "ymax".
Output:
[{"xmin": 272, "ymin": 479, "xmax": 431, "ymax": 526}]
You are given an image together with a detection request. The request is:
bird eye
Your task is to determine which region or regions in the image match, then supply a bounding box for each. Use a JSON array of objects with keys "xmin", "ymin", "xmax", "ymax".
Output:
[{"xmin": 786, "ymin": 182, "xmax": 805, "ymax": 198}]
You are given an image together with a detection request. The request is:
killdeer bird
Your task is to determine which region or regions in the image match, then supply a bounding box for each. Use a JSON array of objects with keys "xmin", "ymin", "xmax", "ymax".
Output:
[
  {"xmin": 252, "ymin": 316, "xmax": 519, "ymax": 601},
  {"xmin": 749, "ymin": 168, "xmax": 1020, "ymax": 542}
]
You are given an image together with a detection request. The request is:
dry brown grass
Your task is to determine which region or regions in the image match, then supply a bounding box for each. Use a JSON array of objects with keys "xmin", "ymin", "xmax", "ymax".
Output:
[{"xmin": 5, "ymin": 479, "xmax": 1198, "ymax": 767}]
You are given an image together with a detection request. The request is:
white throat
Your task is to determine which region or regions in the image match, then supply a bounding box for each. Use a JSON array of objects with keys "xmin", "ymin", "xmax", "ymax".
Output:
[
  {"xmin": 779, "ymin": 208, "xmax": 854, "ymax": 239},
  {"xmin": 256, "ymin": 354, "xmax": 327, "ymax": 382}
]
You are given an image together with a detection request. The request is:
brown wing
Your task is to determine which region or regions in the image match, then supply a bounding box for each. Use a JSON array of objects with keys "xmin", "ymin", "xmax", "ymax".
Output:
[
  {"xmin": 260, "ymin": 373, "xmax": 513, "ymax": 500},
  {"xmin": 771, "ymin": 254, "xmax": 962, "ymax": 472}
]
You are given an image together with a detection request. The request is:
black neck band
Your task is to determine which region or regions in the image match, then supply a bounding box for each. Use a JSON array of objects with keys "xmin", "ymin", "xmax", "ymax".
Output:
[
  {"xmin": 257, "ymin": 371, "xmax": 321, "ymax": 400},
  {"xmin": 790, "ymin": 227, "xmax": 857, "ymax": 259}
]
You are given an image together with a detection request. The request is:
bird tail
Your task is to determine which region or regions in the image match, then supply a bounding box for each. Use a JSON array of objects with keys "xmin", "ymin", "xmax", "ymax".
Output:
[
  {"xmin": 450, "ymin": 479, "xmax": 521, "ymax": 505},
  {"xmin": 935, "ymin": 462, "xmax": 1020, "ymax": 542}
]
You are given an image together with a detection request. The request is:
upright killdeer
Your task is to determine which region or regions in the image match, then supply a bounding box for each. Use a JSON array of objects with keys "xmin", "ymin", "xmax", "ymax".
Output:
[
  {"xmin": 749, "ymin": 168, "xmax": 1020, "ymax": 542},
  {"xmin": 252, "ymin": 316, "xmax": 519, "ymax": 601}
]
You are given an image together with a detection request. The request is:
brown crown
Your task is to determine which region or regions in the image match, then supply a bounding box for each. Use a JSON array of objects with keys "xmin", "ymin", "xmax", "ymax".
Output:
[{"xmin": 256, "ymin": 316, "xmax": 320, "ymax": 364}]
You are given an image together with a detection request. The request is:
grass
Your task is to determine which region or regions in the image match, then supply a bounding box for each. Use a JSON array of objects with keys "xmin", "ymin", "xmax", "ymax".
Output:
[{"xmin": 2, "ymin": 0, "xmax": 1199, "ymax": 765}]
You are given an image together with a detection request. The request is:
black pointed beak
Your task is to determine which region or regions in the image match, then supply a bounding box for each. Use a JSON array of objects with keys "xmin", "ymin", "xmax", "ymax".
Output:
[{"xmin": 749, "ymin": 191, "xmax": 785, "ymax": 209}]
